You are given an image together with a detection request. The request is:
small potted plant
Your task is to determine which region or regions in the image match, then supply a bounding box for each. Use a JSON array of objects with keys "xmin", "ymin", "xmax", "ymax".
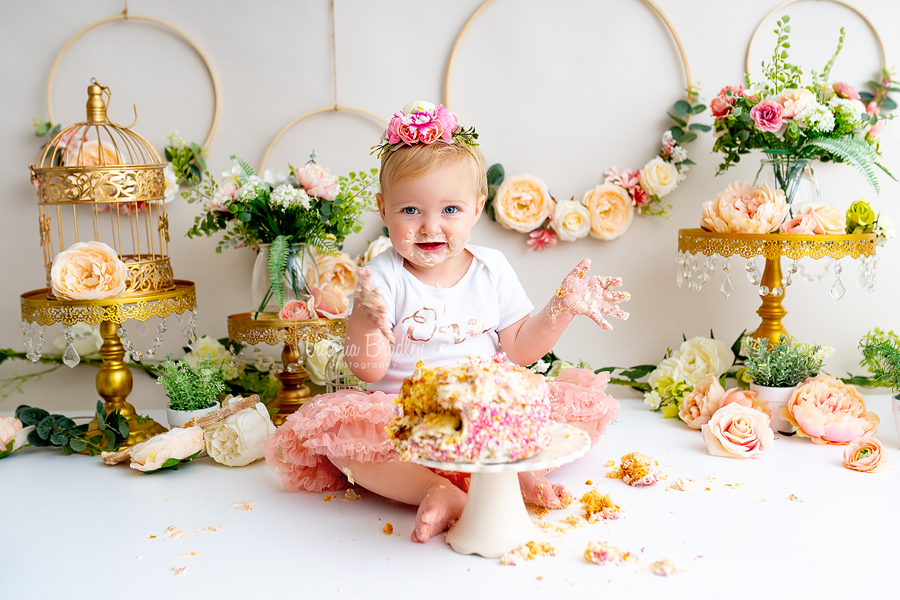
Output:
[
  {"xmin": 859, "ymin": 329, "xmax": 900, "ymax": 447},
  {"xmin": 156, "ymin": 354, "xmax": 226, "ymax": 428},
  {"xmin": 743, "ymin": 335, "xmax": 824, "ymax": 433}
]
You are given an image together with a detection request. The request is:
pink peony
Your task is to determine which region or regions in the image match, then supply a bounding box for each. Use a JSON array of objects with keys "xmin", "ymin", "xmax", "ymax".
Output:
[
  {"xmin": 311, "ymin": 284, "xmax": 349, "ymax": 319},
  {"xmin": 527, "ymin": 228, "xmax": 558, "ymax": 252},
  {"xmin": 783, "ymin": 375, "xmax": 879, "ymax": 444},
  {"xmin": 700, "ymin": 181, "xmax": 788, "ymax": 234},
  {"xmin": 832, "ymin": 81, "xmax": 860, "ymax": 100},
  {"xmin": 719, "ymin": 388, "xmax": 772, "ymax": 422},
  {"xmin": 779, "ymin": 203, "xmax": 844, "ymax": 235},
  {"xmin": 701, "ymin": 403, "xmax": 774, "ymax": 459},
  {"xmin": 678, "ymin": 375, "xmax": 726, "ymax": 429},
  {"xmin": 294, "ymin": 163, "xmax": 338, "ymax": 201},
  {"xmin": 432, "ymin": 105, "xmax": 457, "ymax": 141},
  {"xmin": 710, "ymin": 85, "xmax": 744, "ymax": 120},
  {"xmin": 278, "ymin": 299, "xmax": 312, "ymax": 320},
  {"xmin": 842, "ymin": 436, "xmax": 892, "ymax": 473},
  {"xmin": 749, "ymin": 99, "xmax": 783, "ymax": 132}
]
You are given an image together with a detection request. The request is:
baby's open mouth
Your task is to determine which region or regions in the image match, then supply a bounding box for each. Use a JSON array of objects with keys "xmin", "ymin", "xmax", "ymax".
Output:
[{"xmin": 415, "ymin": 241, "xmax": 446, "ymax": 250}]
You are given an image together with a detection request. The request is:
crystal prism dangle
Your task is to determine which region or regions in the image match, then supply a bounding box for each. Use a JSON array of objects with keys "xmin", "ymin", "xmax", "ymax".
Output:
[
  {"xmin": 62, "ymin": 343, "xmax": 81, "ymax": 368},
  {"xmin": 720, "ymin": 260, "xmax": 733, "ymax": 298},
  {"xmin": 830, "ymin": 261, "xmax": 845, "ymax": 301}
]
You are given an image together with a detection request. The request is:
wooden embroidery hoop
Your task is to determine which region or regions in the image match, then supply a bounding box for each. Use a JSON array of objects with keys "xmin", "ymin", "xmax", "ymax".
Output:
[
  {"xmin": 745, "ymin": 0, "xmax": 887, "ymax": 75},
  {"xmin": 46, "ymin": 7, "xmax": 221, "ymax": 150}
]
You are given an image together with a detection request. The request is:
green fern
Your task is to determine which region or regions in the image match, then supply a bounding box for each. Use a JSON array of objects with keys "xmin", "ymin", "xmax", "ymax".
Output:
[
  {"xmin": 229, "ymin": 154, "xmax": 258, "ymax": 183},
  {"xmin": 805, "ymin": 136, "xmax": 883, "ymax": 194},
  {"xmin": 267, "ymin": 235, "xmax": 290, "ymax": 309},
  {"xmin": 874, "ymin": 160, "xmax": 898, "ymax": 183}
]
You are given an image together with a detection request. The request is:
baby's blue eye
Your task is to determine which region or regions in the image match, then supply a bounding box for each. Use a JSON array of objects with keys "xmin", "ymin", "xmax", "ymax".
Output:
[
  {"xmin": 402, "ymin": 207, "xmax": 418, "ymax": 215},
  {"xmin": 443, "ymin": 206, "xmax": 459, "ymax": 214}
]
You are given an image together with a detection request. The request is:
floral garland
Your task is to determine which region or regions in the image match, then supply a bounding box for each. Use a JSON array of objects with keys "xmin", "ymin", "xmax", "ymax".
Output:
[{"xmin": 485, "ymin": 92, "xmax": 709, "ymax": 250}]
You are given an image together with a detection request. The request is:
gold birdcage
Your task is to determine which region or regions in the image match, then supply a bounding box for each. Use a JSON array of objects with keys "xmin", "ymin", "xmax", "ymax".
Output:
[{"xmin": 29, "ymin": 79, "xmax": 174, "ymax": 298}]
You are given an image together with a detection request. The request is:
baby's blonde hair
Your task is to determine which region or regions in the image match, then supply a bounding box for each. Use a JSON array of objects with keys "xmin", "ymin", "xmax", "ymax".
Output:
[{"xmin": 379, "ymin": 142, "xmax": 487, "ymax": 201}]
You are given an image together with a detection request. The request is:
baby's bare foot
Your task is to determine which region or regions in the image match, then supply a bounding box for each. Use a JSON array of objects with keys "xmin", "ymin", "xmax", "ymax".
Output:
[
  {"xmin": 519, "ymin": 471, "xmax": 568, "ymax": 509},
  {"xmin": 412, "ymin": 482, "xmax": 466, "ymax": 543}
]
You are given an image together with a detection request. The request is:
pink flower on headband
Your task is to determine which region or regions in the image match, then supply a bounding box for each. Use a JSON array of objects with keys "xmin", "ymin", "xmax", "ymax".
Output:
[
  {"xmin": 387, "ymin": 102, "xmax": 457, "ymax": 146},
  {"xmin": 433, "ymin": 105, "xmax": 457, "ymax": 141}
]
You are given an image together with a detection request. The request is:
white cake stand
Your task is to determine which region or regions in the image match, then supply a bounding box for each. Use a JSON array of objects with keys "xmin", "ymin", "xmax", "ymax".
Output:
[{"xmin": 412, "ymin": 422, "xmax": 591, "ymax": 558}]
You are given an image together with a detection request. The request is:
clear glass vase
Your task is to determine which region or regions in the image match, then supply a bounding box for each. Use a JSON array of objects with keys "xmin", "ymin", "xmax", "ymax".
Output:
[
  {"xmin": 753, "ymin": 157, "xmax": 821, "ymax": 205},
  {"xmin": 251, "ymin": 243, "xmax": 319, "ymax": 318}
]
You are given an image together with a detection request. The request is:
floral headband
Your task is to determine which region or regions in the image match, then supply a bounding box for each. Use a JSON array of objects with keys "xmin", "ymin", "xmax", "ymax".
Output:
[{"xmin": 370, "ymin": 100, "xmax": 479, "ymax": 159}]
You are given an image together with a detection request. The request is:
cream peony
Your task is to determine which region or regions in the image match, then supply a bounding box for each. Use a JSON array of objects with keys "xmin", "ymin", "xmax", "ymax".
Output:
[
  {"xmin": 639, "ymin": 157, "xmax": 679, "ymax": 197},
  {"xmin": 0, "ymin": 416, "xmax": 32, "ymax": 456},
  {"xmin": 675, "ymin": 337, "xmax": 735, "ymax": 385},
  {"xmin": 581, "ymin": 183, "xmax": 634, "ymax": 241},
  {"xmin": 50, "ymin": 241, "xmax": 127, "ymax": 300},
  {"xmin": 360, "ymin": 235, "xmax": 393, "ymax": 265},
  {"xmin": 700, "ymin": 181, "xmax": 788, "ymax": 234},
  {"xmin": 702, "ymin": 403, "xmax": 774, "ymax": 459},
  {"xmin": 842, "ymin": 436, "xmax": 892, "ymax": 473},
  {"xmin": 129, "ymin": 427, "xmax": 206, "ymax": 472},
  {"xmin": 550, "ymin": 200, "xmax": 591, "ymax": 242},
  {"xmin": 783, "ymin": 375, "xmax": 879, "ymax": 444},
  {"xmin": 678, "ymin": 375, "xmax": 726, "ymax": 429},
  {"xmin": 493, "ymin": 174, "xmax": 554, "ymax": 233},
  {"xmin": 64, "ymin": 139, "xmax": 119, "ymax": 167},
  {"xmin": 304, "ymin": 339, "xmax": 343, "ymax": 386},
  {"xmin": 312, "ymin": 249, "xmax": 358, "ymax": 298},
  {"xmin": 776, "ymin": 88, "xmax": 817, "ymax": 121},
  {"xmin": 204, "ymin": 402, "xmax": 275, "ymax": 467}
]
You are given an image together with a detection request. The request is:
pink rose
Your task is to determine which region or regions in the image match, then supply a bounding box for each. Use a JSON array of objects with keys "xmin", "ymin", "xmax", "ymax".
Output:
[
  {"xmin": 779, "ymin": 213, "xmax": 817, "ymax": 235},
  {"xmin": 432, "ymin": 105, "xmax": 457, "ymax": 141},
  {"xmin": 832, "ymin": 81, "xmax": 860, "ymax": 100},
  {"xmin": 311, "ymin": 284, "xmax": 349, "ymax": 319},
  {"xmin": 749, "ymin": 99, "xmax": 783, "ymax": 132},
  {"xmin": 294, "ymin": 163, "xmax": 338, "ymax": 201},
  {"xmin": 719, "ymin": 388, "xmax": 772, "ymax": 422},
  {"xmin": 779, "ymin": 203, "xmax": 843, "ymax": 235},
  {"xmin": 679, "ymin": 375, "xmax": 726, "ymax": 429},
  {"xmin": 842, "ymin": 436, "xmax": 892, "ymax": 473},
  {"xmin": 0, "ymin": 416, "xmax": 33, "ymax": 456},
  {"xmin": 783, "ymin": 375, "xmax": 879, "ymax": 445},
  {"xmin": 50, "ymin": 240, "xmax": 128, "ymax": 301},
  {"xmin": 417, "ymin": 121, "xmax": 442, "ymax": 144},
  {"xmin": 710, "ymin": 85, "xmax": 744, "ymax": 120},
  {"xmin": 398, "ymin": 121, "xmax": 419, "ymax": 144},
  {"xmin": 278, "ymin": 299, "xmax": 312, "ymax": 320},
  {"xmin": 701, "ymin": 403, "xmax": 774, "ymax": 459}
]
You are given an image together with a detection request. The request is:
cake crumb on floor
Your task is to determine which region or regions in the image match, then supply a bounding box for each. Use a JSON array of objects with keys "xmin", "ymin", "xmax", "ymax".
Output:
[{"xmin": 383, "ymin": 523, "xmax": 394, "ymax": 535}]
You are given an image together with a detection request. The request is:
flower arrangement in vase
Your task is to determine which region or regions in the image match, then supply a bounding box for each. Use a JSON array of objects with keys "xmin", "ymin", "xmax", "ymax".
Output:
[
  {"xmin": 743, "ymin": 335, "xmax": 824, "ymax": 432},
  {"xmin": 711, "ymin": 15, "xmax": 896, "ymax": 201},
  {"xmin": 185, "ymin": 155, "xmax": 378, "ymax": 315},
  {"xmin": 858, "ymin": 328, "xmax": 900, "ymax": 446},
  {"xmin": 156, "ymin": 354, "xmax": 226, "ymax": 428}
]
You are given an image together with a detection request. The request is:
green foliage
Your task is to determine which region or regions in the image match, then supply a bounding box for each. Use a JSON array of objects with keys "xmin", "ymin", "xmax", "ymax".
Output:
[
  {"xmin": 759, "ymin": 16, "xmax": 803, "ymax": 96},
  {"xmin": 138, "ymin": 450, "xmax": 202, "ymax": 474},
  {"xmin": 156, "ymin": 354, "xmax": 225, "ymax": 411},
  {"xmin": 14, "ymin": 401, "xmax": 129, "ymax": 455},
  {"xmin": 743, "ymin": 335, "xmax": 823, "ymax": 387},
  {"xmin": 165, "ymin": 134, "xmax": 206, "ymax": 187},
  {"xmin": 267, "ymin": 235, "xmax": 290, "ymax": 310},
  {"xmin": 858, "ymin": 329, "xmax": 900, "ymax": 392}
]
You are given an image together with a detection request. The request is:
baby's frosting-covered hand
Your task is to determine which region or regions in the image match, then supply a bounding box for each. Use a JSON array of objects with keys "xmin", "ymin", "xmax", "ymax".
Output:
[
  {"xmin": 354, "ymin": 267, "xmax": 394, "ymax": 342},
  {"xmin": 549, "ymin": 259, "xmax": 630, "ymax": 331}
]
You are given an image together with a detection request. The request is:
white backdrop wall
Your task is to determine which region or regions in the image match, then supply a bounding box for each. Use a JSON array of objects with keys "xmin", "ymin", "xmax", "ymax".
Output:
[{"xmin": 2, "ymin": 0, "xmax": 898, "ymax": 412}]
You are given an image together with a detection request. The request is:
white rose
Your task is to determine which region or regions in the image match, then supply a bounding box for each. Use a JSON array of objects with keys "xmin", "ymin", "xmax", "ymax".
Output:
[
  {"xmin": 52, "ymin": 323, "xmax": 103, "ymax": 357},
  {"xmin": 129, "ymin": 427, "xmax": 206, "ymax": 472},
  {"xmin": 403, "ymin": 100, "xmax": 436, "ymax": 114},
  {"xmin": 204, "ymin": 402, "xmax": 275, "ymax": 467},
  {"xmin": 639, "ymin": 157, "xmax": 679, "ymax": 197},
  {"xmin": 263, "ymin": 168, "xmax": 293, "ymax": 186},
  {"xmin": 304, "ymin": 339, "xmax": 343, "ymax": 386},
  {"xmin": 550, "ymin": 200, "xmax": 591, "ymax": 242},
  {"xmin": 164, "ymin": 163, "xmax": 179, "ymax": 204},
  {"xmin": 673, "ymin": 337, "xmax": 735, "ymax": 385},
  {"xmin": 360, "ymin": 235, "xmax": 393, "ymax": 265},
  {"xmin": 647, "ymin": 355, "xmax": 687, "ymax": 389}
]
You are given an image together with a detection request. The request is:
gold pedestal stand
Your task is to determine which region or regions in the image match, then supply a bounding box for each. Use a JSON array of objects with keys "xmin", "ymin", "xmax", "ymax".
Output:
[
  {"xmin": 677, "ymin": 229, "xmax": 876, "ymax": 345},
  {"xmin": 226, "ymin": 314, "xmax": 346, "ymax": 426},
  {"xmin": 20, "ymin": 281, "xmax": 197, "ymax": 447}
]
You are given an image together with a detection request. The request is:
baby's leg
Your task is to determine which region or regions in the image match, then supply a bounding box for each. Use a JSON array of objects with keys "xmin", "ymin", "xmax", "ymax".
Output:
[
  {"xmin": 328, "ymin": 453, "xmax": 466, "ymax": 543},
  {"xmin": 519, "ymin": 470, "xmax": 571, "ymax": 509}
]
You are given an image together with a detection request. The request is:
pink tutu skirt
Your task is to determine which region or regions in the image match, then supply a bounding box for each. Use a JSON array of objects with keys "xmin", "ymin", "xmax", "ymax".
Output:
[{"xmin": 264, "ymin": 368, "xmax": 618, "ymax": 492}]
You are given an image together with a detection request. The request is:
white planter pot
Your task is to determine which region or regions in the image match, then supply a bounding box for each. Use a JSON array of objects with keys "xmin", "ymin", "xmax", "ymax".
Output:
[
  {"xmin": 750, "ymin": 383, "xmax": 796, "ymax": 434},
  {"xmin": 166, "ymin": 402, "xmax": 220, "ymax": 429},
  {"xmin": 893, "ymin": 395, "xmax": 900, "ymax": 450}
]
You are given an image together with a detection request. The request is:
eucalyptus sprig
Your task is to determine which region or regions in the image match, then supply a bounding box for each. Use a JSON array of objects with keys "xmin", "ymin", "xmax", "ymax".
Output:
[{"xmin": 15, "ymin": 401, "xmax": 130, "ymax": 455}]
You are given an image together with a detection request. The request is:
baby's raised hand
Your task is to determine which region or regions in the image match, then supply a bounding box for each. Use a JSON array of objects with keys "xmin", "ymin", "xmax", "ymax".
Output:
[
  {"xmin": 550, "ymin": 259, "xmax": 630, "ymax": 331},
  {"xmin": 354, "ymin": 267, "xmax": 394, "ymax": 342}
]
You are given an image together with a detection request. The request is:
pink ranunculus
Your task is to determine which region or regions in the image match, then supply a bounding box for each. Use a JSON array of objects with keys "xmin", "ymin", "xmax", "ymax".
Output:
[
  {"xmin": 701, "ymin": 403, "xmax": 774, "ymax": 459},
  {"xmin": 432, "ymin": 105, "xmax": 457, "ymax": 141},
  {"xmin": 832, "ymin": 81, "xmax": 860, "ymax": 100},
  {"xmin": 526, "ymin": 228, "xmax": 558, "ymax": 251},
  {"xmin": 0, "ymin": 416, "xmax": 33, "ymax": 456},
  {"xmin": 294, "ymin": 163, "xmax": 338, "ymax": 201},
  {"xmin": 843, "ymin": 436, "xmax": 892, "ymax": 473},
  {"xmin": 311, "ymin": 284, "xmax": 349, "ymax": 319},
  {"xmin": 679, "ymin": 375, "xmax": 727, "ymax": 429},
  {"xmin": 387, "ymin": 112, "xmax": 404, "ymax": 144},
  {"xmin": 417, "ymin": 121, "xmax": 442, "ymax": 144},
  {"xmin": 278, "ymin": 299, "xmax": 312, "ymax": 320},
  {"xmin": 710, "ymin": 85, "xmax": 744, "ymax": 120},
  {"xmin": 749, "ymin": 99, "xmax": 783, "ymax": 132},
  {"xmin": 783, "ymin": 375, "xmax": 879, "ymax": 445},
  {"xmin": 719, "ymin": 388, "xmax": 772, "ymax": 422}
]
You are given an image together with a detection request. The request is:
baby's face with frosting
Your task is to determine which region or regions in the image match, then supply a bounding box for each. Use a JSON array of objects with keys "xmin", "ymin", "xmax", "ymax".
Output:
[{"xmin": 377, "ymin": 160, "xmax": 485, "ymax": 272}]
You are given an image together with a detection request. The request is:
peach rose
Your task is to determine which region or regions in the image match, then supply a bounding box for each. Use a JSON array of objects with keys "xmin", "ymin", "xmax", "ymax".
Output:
[
  {"xmin": 719, "ymin": 388, "xmax": 772, "ymax": 422},
  {"xmin": 701, "ymin": 403, "xmax": 774, "ymax": 459},
  {"xmin": 639, "ymin": 157, "xmax": 679, "ymax": 197},
  {"xmin": 701, "ymin": 181, "xmax": 788, "ymax": 234},
  {"xmin": 679, "ymin": 375, "xmax": 726, "ymax": 429},
  {"xmin": 0, "ymin": 416, "xmax": 33, "ymax": 456},
  {"xmin": 50, "ymin": 241, "xmax": 127, "ymax": 300},
  {"xmin": 581, "ymin": 183, "xmax": 634, "ymax": 241},
  {"xmin": 781, "ymin": 203, "xmax": 844, "ymax": 235},
  {"xmin": 493, "ymin": 174, "xmax": 553, "ymax": 233},
  {"xmin": 129, "ymin": 427, "xmax": 206, "ymax": 472},
  {"xmin": 64, "ymin": 139, "xmax": 119, "ymax": 167},
  {"xmin": 842, "ymin": 436, "xmax": 892, "ymax": 473},
  {"xmin": 776, "ymin": 88, "xmax": 816, "ymax": 120},
  {"xmin": 311, "ymin": 283, "xmax": 349, "ymax": 319},
  {"xmin": 278, "ymin": 299, "xmax": 312, "ymax": 320},
  {"xmin": 312, "ymin": 248, "xmax": 358, "ymax": 298},
  {"xmin": 550, "ymin": 200, "xmax": 591, "ymax": 242},
  {"xmin": 783, "ymin": 375, "xmax": 879, "ymax": 444}
]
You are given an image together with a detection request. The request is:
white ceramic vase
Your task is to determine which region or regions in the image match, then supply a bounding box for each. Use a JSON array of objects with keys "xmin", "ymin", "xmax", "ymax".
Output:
[
  {"xmin": 166, "ymin": 401, "xmax": 220, "ymax": 429},
  {"xmin": 749, "ymin": 383, "xmax": 795, "ymax": 433},
  {"xmin": 893, "ymin": 395, "xmax": 900, "ymax": 449}
]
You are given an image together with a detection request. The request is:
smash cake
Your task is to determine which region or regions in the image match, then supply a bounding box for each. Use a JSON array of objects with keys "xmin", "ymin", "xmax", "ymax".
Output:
[{"xmin": 387, "ymin": 355, "xmax": 551, "ymax": 463}]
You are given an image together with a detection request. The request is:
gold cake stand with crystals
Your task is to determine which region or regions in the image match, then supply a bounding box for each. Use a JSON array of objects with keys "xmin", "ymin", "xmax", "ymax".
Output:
[
  {"xmin": 677, "ymin": 229, "xmax": 877, "ymax": 345},
  {"xmin": 20, "ymin": 281, "xmax": 197, "ymax": 446},
  {"xmin": 227, "ymin": 314, "xmax": 346, "ymax": 426}
]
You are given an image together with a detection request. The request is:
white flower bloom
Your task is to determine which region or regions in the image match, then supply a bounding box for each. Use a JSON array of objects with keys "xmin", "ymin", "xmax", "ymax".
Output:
[
  {"xmin": 673, "ymin": 337, "xmax": 735, "ymax": 385},
  {"xmin": 643, "ymin": 390, "xmax": 663, "ymax": 409},
  {"xmin": 237, "ymin": 175, "xmax": 266, "ymax": 201},
  {"xmin": 304, "ymin": 339, "xmax": 343, "ymax": 386},
  {"xmin": 360, "ymin": 235, "xmax": 393, "ymax": 265},
  {"xmin": 185, "ymin": 336, "xmax": 238, "ymax": 380},
  {"xmin": 802, "ymin": 103, "xmax": 836, "ymax": 133},
  {"xmin": 528, "ymin": 359, "xmax": 550, "ymax": 374},
  {"xmin": 204, "ymin": 402, "xmax": 275, "ymax": 467},
  {"xmin": 163, "ymin": 163, "xmax": 179, "ymax": 204},
  {"xmin": 270, "ymin": 184, "xmax": 311, "ymax": 210},
  {"xmin": 403, "ymin": 100, "xmax": 436, "ymax": 114},
  {"xmin": 263, "ymin": 168, "xmax": 294, "ymax": 186},
  {"xmin": 827, "ymin": 97, "xmax": 866, "ymax": 129}
]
